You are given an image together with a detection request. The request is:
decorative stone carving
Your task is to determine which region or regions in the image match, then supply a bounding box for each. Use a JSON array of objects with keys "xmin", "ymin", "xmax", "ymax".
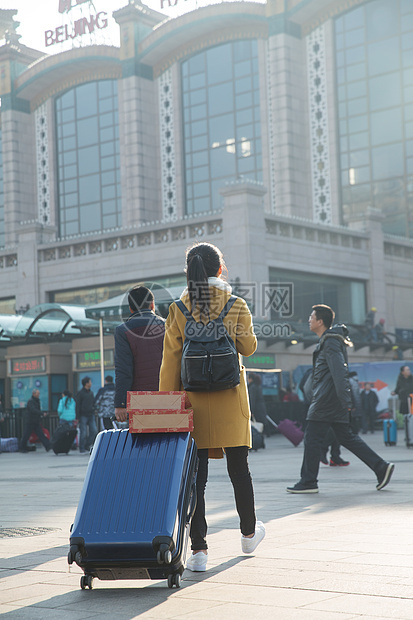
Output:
[
  {"xmin": 159, "ymin": 69, "xmax": 177, "ymax": 222},
  {"xmin": 35, "ymin": 104, "xmax": 50, "ymax": 225},
  {"xmin": 307, "ymin": 25, "xmax": 332, "ymax": 224}
]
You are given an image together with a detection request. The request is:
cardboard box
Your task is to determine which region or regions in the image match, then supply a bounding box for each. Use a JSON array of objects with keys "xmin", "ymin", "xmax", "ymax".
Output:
[
  {"xmin": 127, "ymin": 391, "xmax": 193, "ymax": 433},
  {"xmin": 127, "ymin": 391, "xmax": 191, "ymax": 412}
]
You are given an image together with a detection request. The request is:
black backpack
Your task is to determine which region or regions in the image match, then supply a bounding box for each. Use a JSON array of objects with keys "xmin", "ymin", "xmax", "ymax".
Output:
[{"xmin": 175, "ymin": 295, "xmax": 240, "ymax": 392}]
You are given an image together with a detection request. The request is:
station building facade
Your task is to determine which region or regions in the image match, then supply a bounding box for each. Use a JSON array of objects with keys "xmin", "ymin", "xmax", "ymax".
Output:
[{"xmin": 0, "ymin": 0, "xmax": 412, "ymax": 400}]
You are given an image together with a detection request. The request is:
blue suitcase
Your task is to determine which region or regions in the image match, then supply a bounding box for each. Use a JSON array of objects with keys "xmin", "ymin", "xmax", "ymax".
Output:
[
  {"xmin": 383, "ymin": 419, "xmax": 397, "ymax": 446},
  {"xmin": 68, "ymin": 429, "xmax": 197, "ymax": 589}
]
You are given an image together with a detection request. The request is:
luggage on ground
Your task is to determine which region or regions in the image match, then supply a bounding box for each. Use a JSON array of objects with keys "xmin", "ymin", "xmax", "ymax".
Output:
[
  {"xmin": 250, "ymin": 422, "xmax": 265, "ymax": 451},
  {"xmin": 0, "ymin": 437, "xmax": 19, "ymax": 452},
  {"xmin": 52, "ymin": 423, "xmax": 77, "ymax": 455},
  {"xmin": 266, "ymin": 415, "xmax": 304, "ymax": 446},
  {"xmin": 383, "ymin": 419, "xmax": 397, "ymax": 446},
  {"xmin": 68, "ymin": 429, "xmax": 197, "ymax": 590}
]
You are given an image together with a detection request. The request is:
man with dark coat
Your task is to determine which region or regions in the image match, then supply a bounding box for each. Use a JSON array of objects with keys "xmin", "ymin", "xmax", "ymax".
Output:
[
  {"xmin": 392, "ymin": 365, "xmax": 413, "ymax": 414},
  {"xmin": 76, "ymin": 376, "xmax": 96, "ymax": 454},
  {"xmin": 20, "ymin": 389, "xmax": 51, "ymax": 453},
  {"xmin": 114, "ymin": 286, "xmax": 165, "ymax": 423},
  {"xmin": 361, "ymin": 383, "xmax": 379, "ymax": 434},
  {"xmin": 287, "ymin": 304, "xmax": 394, "ymax": 494}
]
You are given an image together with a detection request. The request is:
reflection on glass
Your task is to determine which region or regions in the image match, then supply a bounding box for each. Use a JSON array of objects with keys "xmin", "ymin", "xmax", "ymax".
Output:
[
  {"xmin": 336, "ymin": 0, "xmax": 413, "ymax": 236},
  {"xmin": 182, "ymin": 40, "xmax": 262, "ymax": 215},
  {"xmin": 56, "ymin": 80, "xmax": 121, "ymax": 236}
]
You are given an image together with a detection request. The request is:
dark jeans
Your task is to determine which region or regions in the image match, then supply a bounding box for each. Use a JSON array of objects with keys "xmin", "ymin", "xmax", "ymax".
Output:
[
  {"xmin": 20, "ymin": 421, "xmax": 51, "ymax": 451},
  {"xmin": 190, "ymin": 446, "xmax": 256, "ymax": 551},
  {"xmin": 362, "ymin": 410, "xmax": 376, "ymax": 433},
  {"xmin": 79, "ymin": 415, "xmax": 97, "ymax": 452},
  {"xmin": 300, "ymin": 420, "xmax": 385, "ymax": 485}
]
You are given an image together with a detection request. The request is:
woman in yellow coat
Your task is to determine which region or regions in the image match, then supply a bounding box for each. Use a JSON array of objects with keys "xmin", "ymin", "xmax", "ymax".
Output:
[{"xmin": 159, "ymin": 242, "xmax": 265, "ymax": 572}]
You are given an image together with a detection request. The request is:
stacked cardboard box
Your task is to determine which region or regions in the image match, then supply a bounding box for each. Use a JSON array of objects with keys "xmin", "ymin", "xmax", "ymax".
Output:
[{"xmin": 127, "ymin": 391, "xmax": 193, "ymax": 433}]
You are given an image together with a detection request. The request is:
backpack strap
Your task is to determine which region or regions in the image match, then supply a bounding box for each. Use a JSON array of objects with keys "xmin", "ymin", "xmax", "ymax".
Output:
[
  {"xmin": 175, "ymin": 295, "xmax": 237, "ymax": 322},
  {"xmin": 175, "ymin": 299, "xmax": 194, "ymax": 322},
  {"xmin": 217, "ymin": 295, "xmax": 237, "ymax": 320}
]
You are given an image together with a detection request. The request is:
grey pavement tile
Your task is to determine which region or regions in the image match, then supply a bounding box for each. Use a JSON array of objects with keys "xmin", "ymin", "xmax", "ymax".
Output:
[
  {"xmin": 0, "ymin": 604, "xmax": 98, "ymax": 619},
  {"xmin": 180, "ymin": 582, "xmax": 343, "ymax": 607},
  {"xmin": 181, "ymin": 603, "xmax": 357, "ymax": 620},
  {"xmin": 304, "ymin": 593, "xmax": 413, "ymax": 619}
]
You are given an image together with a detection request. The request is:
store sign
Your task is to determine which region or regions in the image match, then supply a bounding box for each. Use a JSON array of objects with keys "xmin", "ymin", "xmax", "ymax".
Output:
[
  {"xmin": 45, "ymin": 0, "xmax": 108, "ymax": 48},
  {"xmin": 247, "ymin": 354, "xmax": 276, "ymax": 369},
  {"xmin": 10, "ymin": 356, "xmax": 46, "ymax": 375},
  {"xmin": 75, "ymin": 350, "xmax": 114, "ymax": 370}
]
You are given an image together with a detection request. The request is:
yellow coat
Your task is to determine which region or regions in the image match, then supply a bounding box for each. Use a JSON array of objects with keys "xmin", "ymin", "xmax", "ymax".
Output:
[{"xmin": 159, "ymin": 284, "xmax": 257, "ymax": 458}]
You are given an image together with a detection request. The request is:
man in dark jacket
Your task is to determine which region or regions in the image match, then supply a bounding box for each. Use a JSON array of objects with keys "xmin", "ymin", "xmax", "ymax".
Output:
[
  {"xmin": 361, "ymin": 383, "xmax": 379, "ymax": 434},
  {"xmin": 20, "ymin": 389, "xmax": 51, "ymax": 453},
  {"xmin": 287, "ymin": 304, "xmax": 394, "ymax": 494},
  {"xmin": 94, "ymin": 375, "xmax": 116, "ymax": 430},
  {"xmin": 76, "ymin": 376, "xmax": 96, "ymax": 453},
  {"xmin": 392, "ymin": 365, "xmax": 413, "ymax": 414},
  {"xmin": 114, "ymin": 286, "xmax": 165, "ymax": 422}
]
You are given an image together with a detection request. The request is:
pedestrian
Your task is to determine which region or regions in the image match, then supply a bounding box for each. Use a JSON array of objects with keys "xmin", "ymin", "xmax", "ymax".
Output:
[
  {"xmin": 159, "ymin": 242, "xmax": 265, "ymax": 572},
  {"xmin": 349, "ymin": 370, "xmax": 363, "ymax": 434},
  {"xmin": 20, "ymin": 389, "xmax": 51, "ymax": 453},
  {"xmin": 75, "ymin": 377, "xmax": 96, "ymax": 454},
  {"xmin": 360, "ymin": 383, "xmax": 379, "ymax": 434},
  {"xmin": 287, "ymin": 304, "xmax": 394, "ymax": 494},
  {"xmin": 391, "ymin": 365, "xmax": 413, "ymax": 415},
  {"xmin": 114, "ymin": 286, "xmax": 165, "ymax": 423},
  {"xmin": 57, "ymin": 390, "xmax": 76, "ymax": 425},
  {"xmin": 94, "ymin": 376, "xmax": 116, "ymax": 430},
  {"xmin": 247, "ymin": 373, "xmax": 270, "ymax": 436},
  {"xmin": 282, "ymin": 386, "xmax": 299, "ymax": 402},
  {"xmin": 364, "ymin": 306, "xmax": 377, "ymax": 342}
]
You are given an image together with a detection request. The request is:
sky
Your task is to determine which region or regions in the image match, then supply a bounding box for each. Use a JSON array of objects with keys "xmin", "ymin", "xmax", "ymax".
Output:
[{"xmin": 0, "ymin": 0, "xmax": 259, "ymax": 54}]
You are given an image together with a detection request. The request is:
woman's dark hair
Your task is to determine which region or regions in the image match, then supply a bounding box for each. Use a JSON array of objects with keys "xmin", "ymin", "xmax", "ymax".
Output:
[
  {"xmin": 185, "ymin": 242, "xmax": 226, "ymax": 320},
  {"xmin": 249, "ymin": 372, "xmax": 262, "ymax": 386},
  {"xmin": 63, "ymin": 389, "xmax": 72, "ymax": 409}
]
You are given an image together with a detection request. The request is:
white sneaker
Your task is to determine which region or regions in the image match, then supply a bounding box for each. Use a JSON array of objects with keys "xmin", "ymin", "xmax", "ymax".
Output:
[
  {"xmin": 241, "ymin": 520, "xmax": 266, "ymax": 554},
  {"xmin": 186, "ymin": 551, "xmax": 208, "ymax": 572}
]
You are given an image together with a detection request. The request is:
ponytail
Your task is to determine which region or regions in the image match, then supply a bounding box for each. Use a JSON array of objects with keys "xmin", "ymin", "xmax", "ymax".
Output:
[{"xmin": 185, "ymin": 242, "xmax": 225, "ymax": 320}]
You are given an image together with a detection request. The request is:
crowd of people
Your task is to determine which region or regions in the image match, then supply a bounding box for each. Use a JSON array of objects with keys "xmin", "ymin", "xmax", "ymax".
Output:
[{"xmin": 10, "ymin": 242, "xmax": 406, "ymax": 570}]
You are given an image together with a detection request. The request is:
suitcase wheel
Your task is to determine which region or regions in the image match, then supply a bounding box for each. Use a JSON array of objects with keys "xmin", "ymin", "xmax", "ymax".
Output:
[
  {"xmin": 80, "ymin": 575, "xmax": 94, "ymax": 590},
  {"xmin": 167, "ymin": 573, "xmax": 181, "ymax": 589},
  {"xmin": 157, "ymin": 546, "xmax": 172, "ymax": 565}
]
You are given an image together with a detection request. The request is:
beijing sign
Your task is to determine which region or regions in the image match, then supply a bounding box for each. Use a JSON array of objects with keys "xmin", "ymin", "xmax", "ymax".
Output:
[{"xmin": 45, "ymin": 0, "xmax": 108, "ymax": 48}]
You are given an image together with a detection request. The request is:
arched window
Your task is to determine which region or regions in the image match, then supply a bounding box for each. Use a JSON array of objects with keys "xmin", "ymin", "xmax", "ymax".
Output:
[
  {"xmin": 181, "ymin": 40, "xmax": 262, "ymax": 215},
  {"xmin": 336, "ymin": 0, "xmax": 413, "ymax": 236},
  {"xmin": 55, "ymin": 80, "xmax": 121, "ymax": 237}
]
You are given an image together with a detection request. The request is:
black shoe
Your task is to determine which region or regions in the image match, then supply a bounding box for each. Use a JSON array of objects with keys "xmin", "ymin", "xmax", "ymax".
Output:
[
  {"xmin": 376, "ymin": 463, "xmax": 395, "ymax": 490},
  {"xmin": 320, "ymin": 453, "xmax": 328, "ymax": 465},
  {"xmin": 286, "ymin": 482, "xmax": 319, "ymax": 494},
  {"xmin": 330, "ymin": 457, "xmax": 350, "ymax": 467}
]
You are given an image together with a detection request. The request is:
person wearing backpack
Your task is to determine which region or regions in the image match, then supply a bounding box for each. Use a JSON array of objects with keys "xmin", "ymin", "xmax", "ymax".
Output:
[
  {"xmin": 94, "ymin": 376, "xmax": 116, "ymax": 431},
  {"xmin": 159, "ymin": 242, "xmax": 265, "ymax": 572}
]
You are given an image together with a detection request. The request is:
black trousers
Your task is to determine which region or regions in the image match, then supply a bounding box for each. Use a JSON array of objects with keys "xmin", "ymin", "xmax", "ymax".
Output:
[
  {"xmin": 300, "ymin": 420, "xmax": 385, "ymax": 485},
  {"xmin": 190, "ymin": 446, "xmax": 256, "ymax": 551},
  {"xmin": 20, "ymin": 421, "xmax": 50, "ymax": 451}
]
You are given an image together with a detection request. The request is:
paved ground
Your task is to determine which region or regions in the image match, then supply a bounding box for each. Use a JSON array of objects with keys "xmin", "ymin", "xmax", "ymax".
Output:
[{"xmin": 1, "ymin": 430, "xmax": 413, "ymax": 619}]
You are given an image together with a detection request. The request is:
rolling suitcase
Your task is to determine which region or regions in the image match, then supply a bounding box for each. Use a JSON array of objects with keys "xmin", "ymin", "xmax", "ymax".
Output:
[
  {"xmin": 52, "ymin": 423, "xmax": 77, "ymax": 455},
  {"xmin": 266, "ymin": 415, "xmax": 304, "ymax": 446},
  {"xmin": 68, "ymin": 429, "xmax": 197, "ymax": 590},
  {"xmin": 250, "ymin": 423, "xmax": 265, "ymax": 451},
  {"xmin": 383, "ymin": 419, "xmax": 397, "ymax": 446}
]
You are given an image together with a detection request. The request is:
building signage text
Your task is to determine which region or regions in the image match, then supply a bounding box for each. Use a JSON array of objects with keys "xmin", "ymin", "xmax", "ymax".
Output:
[
  {"xmin": 10, "ymin": 356, "xmax": 46, "ymax": 375},
  {"xmin": 45, "ymin": 0, "xmax": 108, "ymax": 48}
]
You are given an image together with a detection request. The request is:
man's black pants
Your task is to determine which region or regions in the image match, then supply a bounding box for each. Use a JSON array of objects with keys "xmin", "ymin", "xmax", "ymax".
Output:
[{"xmin": 301, "ymin": 420, "xmax": 385, "ymax": 485}]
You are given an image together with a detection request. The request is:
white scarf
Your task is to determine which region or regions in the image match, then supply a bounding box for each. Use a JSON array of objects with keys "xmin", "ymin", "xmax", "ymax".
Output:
[{"xmin": 180, "ymin": 277, "xmax": 232, "ymax": 299}]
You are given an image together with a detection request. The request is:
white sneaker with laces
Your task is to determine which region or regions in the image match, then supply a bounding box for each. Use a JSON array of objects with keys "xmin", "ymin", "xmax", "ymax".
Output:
[
  {"xmin": 186, "ymin": 551, "xmax": 208, "ymax": 572},
  {"xmin": 241, "ymin": 520, "xmax": 266, "ymax": 554}
]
